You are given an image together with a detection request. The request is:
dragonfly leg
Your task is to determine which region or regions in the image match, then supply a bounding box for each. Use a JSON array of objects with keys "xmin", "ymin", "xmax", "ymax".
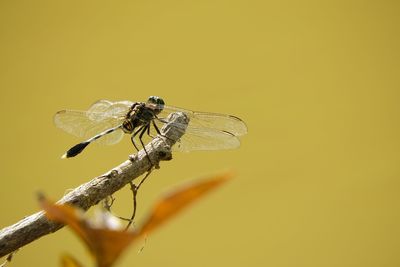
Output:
[
  {"xmin": 146, "ymin": 122, "xmax": 155, "ymax": 138},
  {"xmin": 152, "ymin": 120, "xmax": 162, "ymax": 135},
  {"xmin": 131, "ymin": 126, "xmax": 144, "ymax": 151},
  {"xmin": 138, "ymin": 124, "xmax": 153, "ymax": 166}
]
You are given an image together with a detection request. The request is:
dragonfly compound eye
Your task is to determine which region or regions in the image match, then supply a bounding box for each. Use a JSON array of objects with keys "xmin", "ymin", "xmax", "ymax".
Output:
[
  {"xmin": 156, "ymin": 97, "xmax": 165, "ymax": 107},
  {"xmin": 147, "ymin": 96, "xmax": 157, "ymax": 104},
  {"xmin": 147, "ymin": 96, "xmax": 165, "ymax": 112}
]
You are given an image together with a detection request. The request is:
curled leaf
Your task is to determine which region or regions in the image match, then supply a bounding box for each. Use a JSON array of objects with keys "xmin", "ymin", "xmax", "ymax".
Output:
[{"xmin": 40, "ymin": 173, "xmax": 232, "ymax": 267}]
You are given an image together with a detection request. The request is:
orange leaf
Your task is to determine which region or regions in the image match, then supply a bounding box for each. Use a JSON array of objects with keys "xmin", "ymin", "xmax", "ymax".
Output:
[
  {"xmin": 85, "ymin": 228, "xmax": 137, "ymax": 267},
  {"xmin": 138, "ymin": 173, "xmax": 232, "ymax": 236},
  {"xmin": 40, "ymin": 173, "xmax": 231, "ymax": 267},
  {"xmin": 40, "ymin": 197, "xmax": 91, "ymax": 246},
  {"xmin": 40, "ymin": 197, "xmax": 138, "ymax": 267}
]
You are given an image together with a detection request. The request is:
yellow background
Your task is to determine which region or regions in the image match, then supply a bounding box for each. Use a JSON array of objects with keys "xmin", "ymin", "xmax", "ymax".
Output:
[{"xmin": 1, "ymin": 1, "xmax": 399, "ymax": 266}]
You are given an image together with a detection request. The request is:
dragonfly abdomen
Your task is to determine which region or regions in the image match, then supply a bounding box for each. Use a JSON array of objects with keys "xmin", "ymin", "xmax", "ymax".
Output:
[
  {"xmin": 62, "ymin": 125, "xmax": 122, "ymax": 158},
  {"xmin": 122, "ymin": 120, "xmax": 135, "ymax": 133}
]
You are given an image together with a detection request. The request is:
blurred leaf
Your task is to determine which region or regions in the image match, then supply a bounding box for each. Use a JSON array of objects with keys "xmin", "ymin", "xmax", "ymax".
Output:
[
  {"xmin": 41, "ymin": 198, "xmax": 136, "ymax": 267},
  {"xmin": 138, "ymin": 173, "xmax": 232, "ymax": 236},
  {"xmin": 40, "ymin": 173, "xmax": 231, "ymax": 267},
  {"xmin": 40, "ymin": 198, "xmax": 91, "ymax": 245}
]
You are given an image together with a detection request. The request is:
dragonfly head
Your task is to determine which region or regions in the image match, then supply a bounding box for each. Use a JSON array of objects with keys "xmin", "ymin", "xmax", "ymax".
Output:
[{"xmin": 147, "ymin": 96, "xmax": 165, "ymax": 114}]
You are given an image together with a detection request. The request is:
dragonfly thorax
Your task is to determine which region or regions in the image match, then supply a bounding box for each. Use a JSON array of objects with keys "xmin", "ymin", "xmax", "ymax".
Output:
[{"xmin": 122, "ymin": 102, "xmax": 158, "ymax": 134}]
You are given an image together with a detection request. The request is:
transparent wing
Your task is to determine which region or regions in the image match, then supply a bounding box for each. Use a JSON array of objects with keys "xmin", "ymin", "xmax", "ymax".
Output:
[
  {"xmin": 155, "ymin": 106, "xmax": 247, "ymax": 152},
  {"xmin": 54, "ymin": 100, "xmax": 134, "ymax": 145},
  {"xmin": 173, "ymin": 127, "xmax": 241, "ymax": 152},
  {"xmin": 86, "ymin": 100, "xmax": 134, "ymax": 120},
  {"xmin": 159, "ymin": 105, "xmax": 247, "ymax": 136}
]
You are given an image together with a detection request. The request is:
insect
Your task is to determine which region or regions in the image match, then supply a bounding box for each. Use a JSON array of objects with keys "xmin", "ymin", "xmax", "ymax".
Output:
[{"xmin": 54, "ymin": 96, "xmax": 247, "ymax": 158}]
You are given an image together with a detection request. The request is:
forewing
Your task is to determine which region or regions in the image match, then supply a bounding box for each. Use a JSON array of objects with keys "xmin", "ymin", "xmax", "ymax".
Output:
[
  {"xmin": 159, "ymin": 105, "xmax": 247, "ymax": 137},
  {"xmin": 87, "ymin": 100, "xmax": 134, "ymax": 120}
]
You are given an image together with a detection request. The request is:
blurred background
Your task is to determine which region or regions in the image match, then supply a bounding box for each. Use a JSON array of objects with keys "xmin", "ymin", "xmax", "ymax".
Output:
[{"xmin": 0, "ymin": 0, "xmax": 399, "ymax": 266}]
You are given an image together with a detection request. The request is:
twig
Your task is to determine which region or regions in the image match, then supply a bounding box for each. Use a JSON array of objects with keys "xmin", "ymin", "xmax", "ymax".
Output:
[
  {"xmin": 0, "ymin": 250, "xmax": 17, "ymax": 267},
  {"xmin": 124, "ymin": 169, "xmax": 153, "ymax": 230},
  {"xmin": 0, "ymin": 112, "xmax": 189, "ymax": 258},
  {"xmin": 103, "ymin": 169, "xmax": 152, "ymax": 230}
]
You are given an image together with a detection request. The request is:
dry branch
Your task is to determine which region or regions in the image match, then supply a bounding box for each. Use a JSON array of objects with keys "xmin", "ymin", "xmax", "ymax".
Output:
[{"xmin": 0, "ymin": 112, "xmax": 189, "ymax": 258}]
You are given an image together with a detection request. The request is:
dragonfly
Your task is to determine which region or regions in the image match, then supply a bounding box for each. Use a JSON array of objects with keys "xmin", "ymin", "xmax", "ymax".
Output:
[{"xmin": 54, "ymin": 96, "xmax": 247, "ymax": 159}]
